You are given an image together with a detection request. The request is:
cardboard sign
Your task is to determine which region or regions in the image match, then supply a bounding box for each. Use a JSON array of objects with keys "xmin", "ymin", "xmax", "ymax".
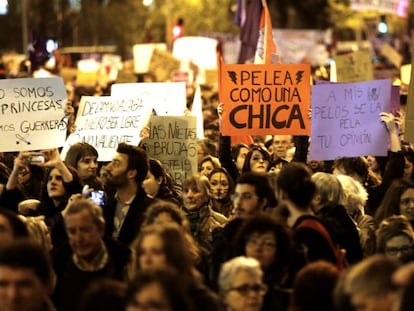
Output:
[
  {"xmin": 310, "ymin": 79, "xmax": 392, "ymax": 160},
  {"xmin": 143, "ymin": 116, "xmax": 198, "ymax": 186},
  {"xmin": 133, "ymin": 43, "xmax": 168, "ymax": 74},
  {"xmin": 0, "ymin": 77, "xmax": 67, "ymax": 152},
  {"xmin": 334, "ymin": 51, "xmax": 374, "ymax": 83},
  {"xmin": 220, "ymin": 63, "xmax": 311, "ymax": 136},
  {"xmin": 350, "ymin": 0, "xmax": 409, "ymax": 17},
  {"xmin": 62, "ymin": 96, "xmax": 153, "ymax": 161},
  {"xmin": 149, "ymin": 48, "xmax": 180, "ymax": 82},
  {"xmin": 111, "ymin": 82, "xmax": 186, "ymax": 116}
]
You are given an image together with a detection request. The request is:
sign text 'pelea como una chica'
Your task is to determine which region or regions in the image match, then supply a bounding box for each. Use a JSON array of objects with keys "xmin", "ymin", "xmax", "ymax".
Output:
[{"xmin": 220, "ymin": 63, "xmax": 311, "ymax": 136}]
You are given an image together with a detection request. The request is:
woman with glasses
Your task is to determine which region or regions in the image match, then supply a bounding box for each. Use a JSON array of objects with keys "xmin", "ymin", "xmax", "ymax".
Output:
[
  {"xmin": 218, "ymin": 256, "xmax": 267, "ymax": 311},
  {"xmin": 376, "ymin": 215, "xmax": 414, "ymax": 263},
  {"xmin": 232, "ymin": 213, "xmax": 293, "ymax": 311}
]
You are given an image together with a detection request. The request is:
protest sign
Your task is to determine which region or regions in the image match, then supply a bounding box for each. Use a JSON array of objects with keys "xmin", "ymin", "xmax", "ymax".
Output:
[
  {"xmin": 62, "ymin": 96, "xmax": 153, "ymax": 161},
  {"xmin": 111, "ymin": 82, "xmax": 186, "ymax": 116},
  {"xmin": 350, "ymin": 0, "xmax": 409, "ymax": 17},
  {"xmin": 133, "ymin": 43, "xmax": 168, "ymax": 74},
  {"xmin": 143, "ymin": 116, "xmax": 197, "ymax": 186},
  {"xmin": 0, "ymin": 77, "xmax": 67, "ymax": 152},
  {"xmin": 149, "ymin": 48, "xmax": 181, "ymax": 82},
  {"xmin": 310, "ymin": 79, "xmax": 391, "ymax": 160},
  {"xmin": 334, "ymin": 51, "xmax": 374, "ymax": 83},
  {"xmin": 220, "ymin": 63, "xmax": 311, "ymax": 136}
]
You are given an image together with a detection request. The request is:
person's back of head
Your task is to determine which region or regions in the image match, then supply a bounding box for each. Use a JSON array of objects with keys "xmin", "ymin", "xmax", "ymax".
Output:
[
  {"xmin": 0, "ymin": 238, "xmax": 53, "ymax": 287},
  {"xmin": 276, "ymin": 162, "xmax": 315, "ymax": 210},
  {"xmin": 333, "ymin": 157, "xmax": 369, "ymax": 185},
  {"xmin": 78, "ymin": 279, "xmax": 127, "ymax": 311},
  {"xmin": 0, "ymin": 208, "xmax": 29, "ymax": 246},
  {"xmin": 126, "ymin": 268, "xmax": 196, "ymax": 311},
  {"xmin": 311, "ymin": 172, "xmax": 345, "ymax": 209},
  {"xmin": 291, "ymin": 260, "xmax": 340, "ymax": 311},
  {"xmin": 399, "ymin": 269, "xmax": 414, "ymax": 311},
  {"xmin": 336, "ymin": 174, "xmax": 368, "ymax": 218},
  {"xmin": 344, "ymin": 254, "xmax": 399, "ymax": 311}
]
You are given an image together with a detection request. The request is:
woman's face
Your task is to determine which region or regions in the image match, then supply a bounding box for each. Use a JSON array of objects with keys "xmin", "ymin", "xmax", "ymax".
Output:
[
  {"xmin": 142, "ymin": 172, "xmax": 162, "ymax": 198},
  {"xmin": 210, "ymin": 172, "xmax": 230, "ymax": 201},
  {"xmin": 367, "ymin": 156, "xmax": 379, "ymax": 173},
  {"xmin": 200, "ymin": 160, "xmax": 214, "ymax": 177},
  {"xmin": 249, "ymin": 151, "xmax": 269, "ymax": 173},
  {"xmin": 76, "ymin": 155, "xmax": 98, "ymax": 180},
  {"xmin": 223, "ymin": 270, "xmax": 266, "ymax": 311},
  {"xmin": 126, "ymin": 282, "xmax": 172, "ymax": 311},
  {"xmin": 183, "ymin": 185, "xmax": 207, "ymax": 210},
  {"xmin": 236, "ymin": 147, "xmax": 249, "ymax": 172},
  {"xmin": 400, "ymin": 188, "xmax": 414, "ymax": 221},
  {"xmin": 47, "ymin": 168, "xmax": 66, "ymax": 199},
  {"xmin": 139, "ymin": 233, "xmax": 167, "ymax": 271},
  {"xmin": 245, "ymin": 231, "xmax": 276, "ymax": 270},
  {"xmin": 403, "ymin": 157, "xmax": 413, "ymax": 179},
  {"xmin": 384, "ymin": 234, "xmax": 414, "ymax": 262}
]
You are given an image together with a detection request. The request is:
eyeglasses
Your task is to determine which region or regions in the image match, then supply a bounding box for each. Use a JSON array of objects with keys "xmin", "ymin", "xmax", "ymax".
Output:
[
  {"xmin": 385, "ymin": 245, "xmax": 414, "ymax": 256},
  {"xmin": 231, "ymin": 193, "xmax": 258, "ymax": 201},
  {"xmin": 227, "ymin": 283, "xmax": 267, "ymax": 295},
  {"xmin": 246, "ymin": 238, "xmax": 276, "ymax": 250}
]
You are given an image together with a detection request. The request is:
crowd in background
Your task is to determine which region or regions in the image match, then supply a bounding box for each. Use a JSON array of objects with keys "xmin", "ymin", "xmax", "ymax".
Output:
[{"xmin": 0, "ymin": 73, "xmax": 414, "ymax": 311}]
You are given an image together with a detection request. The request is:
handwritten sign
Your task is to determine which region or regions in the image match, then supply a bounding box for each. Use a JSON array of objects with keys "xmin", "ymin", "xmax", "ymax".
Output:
[
  {"xmin": 0, "ymin": 77, "xmax": 67, "ymax": 152},
  {"xmin": 220, "ymin": 63, "xmax": 311, "ymax": 136},
  {"xmin": 111, "ymin": 82, "xmax": 186, "ymax": 116},
  {"xmin": 351, "ymin": 0, "xmax": 409, "ymax": 17},
  {"xmin": 334, "ymin": 51, "xmax": 374, "ymax": 83},
  {"xmin": 143, "ymin": 116, "xmax": 197, "ymax": 186},
  {"xmin": 62, "ymin": 96, "xmax": 153, "ymax": 161},
  {"xmin": 310, "ymin": 79, "xmax": 391, "ymax": 160}
]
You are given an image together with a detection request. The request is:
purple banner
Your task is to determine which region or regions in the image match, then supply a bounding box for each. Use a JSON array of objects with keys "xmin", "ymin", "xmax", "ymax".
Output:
[{"xmin": 310, "ymin": 79, "xmax": 392, "ymax": 160}]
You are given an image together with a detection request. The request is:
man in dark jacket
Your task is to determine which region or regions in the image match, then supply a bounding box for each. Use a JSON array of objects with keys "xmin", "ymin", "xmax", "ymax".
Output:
[
  {"xmin": 53, "ymin": 198, "xmax": 130, "ymax": 311},
  {"xmin": 102, "ymin": 143, "xmax": 155, "ymax": 245}
]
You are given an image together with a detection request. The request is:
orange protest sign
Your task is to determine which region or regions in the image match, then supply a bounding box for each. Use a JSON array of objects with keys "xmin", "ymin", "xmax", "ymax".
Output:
[{"xmin": 220, "ymin": 63, "xmax": 311, "ymax": 136}]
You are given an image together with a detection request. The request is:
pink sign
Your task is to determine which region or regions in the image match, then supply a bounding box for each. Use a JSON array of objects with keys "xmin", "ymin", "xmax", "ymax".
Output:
[{"xmin": 310, "ymin": 79, "xmax": 392, "ymax": 160}]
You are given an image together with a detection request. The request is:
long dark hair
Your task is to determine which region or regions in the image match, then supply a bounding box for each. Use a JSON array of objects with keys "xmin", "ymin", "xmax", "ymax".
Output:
[
  {"xmin": 375, "ymin": 179, "xmax": 414, "ymax": 226},
  {"xmin": 233, "ymin": 213, "xmax": 292, "ymax": 286},
  {"xmin": 242, "ymin": 145, "xmax": 271, "ymax": 173},
  {"xmin": 126, "ymin": 268, "xmax": 195, "ymax": 311}
]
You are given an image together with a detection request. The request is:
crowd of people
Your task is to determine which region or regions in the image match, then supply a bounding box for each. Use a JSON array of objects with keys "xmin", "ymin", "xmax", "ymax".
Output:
[{"xmin": 0, "ymin": 73, "xmax": 414, "ymax": 311}]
